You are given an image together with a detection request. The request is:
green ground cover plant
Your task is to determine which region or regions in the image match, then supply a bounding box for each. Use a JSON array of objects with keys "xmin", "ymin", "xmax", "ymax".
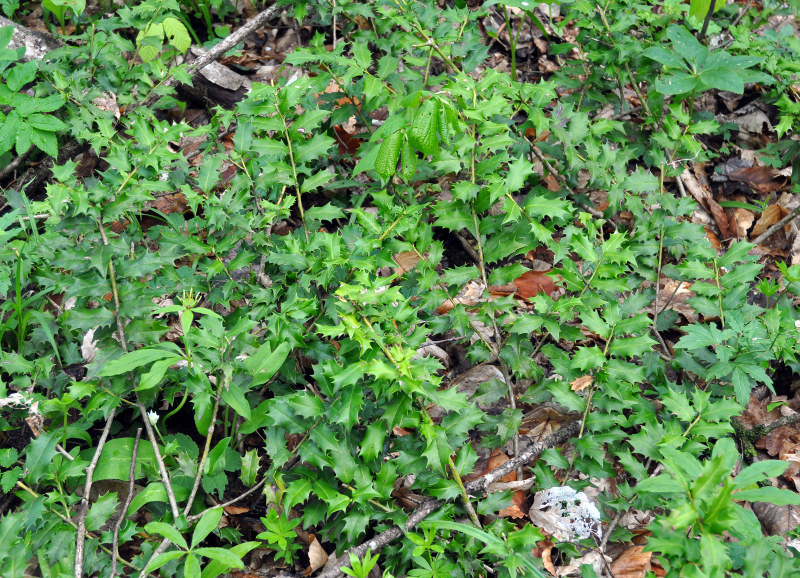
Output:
[{"xmin": 1, "ymin": 0, "xmax": 800, "ymax": 576}]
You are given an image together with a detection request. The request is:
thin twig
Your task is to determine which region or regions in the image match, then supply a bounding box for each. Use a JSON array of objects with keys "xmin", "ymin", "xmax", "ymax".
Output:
[
  {"xmin": 111, "ymin": 427, "xmax": 142, "ymax": 578},
  {"xmin": 187, "ymin": 477, "xmax": 267, "ymax": 523},
  {"xmin": 74, "ymin": 407, "xmax": 118, "ymax": 578},
  {"xmin": 698, "ymin": 0, "xmax": 717, "ymax": 41},
  {"xmin": 137, "ymin": 401, "xmax": 181, "ymax": 520},
  {"xmin": 751, "ymin": 203, "xmax": 800, "ymax": 246},
  {"xmin": 183, "ymin": 373, "xmax": 226, "ymax": 517},
  {"xmin": 318, "ymin": 420, "xmax": 581, "ymax": 578}
]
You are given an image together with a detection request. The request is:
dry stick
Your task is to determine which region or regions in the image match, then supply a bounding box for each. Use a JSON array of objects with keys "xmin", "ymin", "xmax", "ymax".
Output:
[
  {"xmin": 186, "ymin": 477, "xmax": 267, "ymax": 523},
  {"xmin": 318, "ymin": 420, "xmax": 582, "ymax": 578},
  {"xmin": 138, "ymin": 3, "xmax": 281, "ymax": 112},
  {"xmin": 0, "ymin": 146, "xmax": 32, "ymax": 182},
  {"xmin": 751, "ymin": 203, "xmax": 800, "ymax": 246},
  {"xmin": 136, "ymin": 401, "xmax": 181, "ymax": 520},
  {"xmin": 74, "ymin": 407, "xmax": 118, "ymax": 578},
  {"xmin": 111, "ymin": 428, "xmax": 142, "ymax": 578}
]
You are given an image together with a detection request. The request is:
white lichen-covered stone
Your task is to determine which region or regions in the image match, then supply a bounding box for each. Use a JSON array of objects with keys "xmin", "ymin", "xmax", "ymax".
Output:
[{"xmin": 528, "ymin": 486, "xmax": 602, "ymax": 542}]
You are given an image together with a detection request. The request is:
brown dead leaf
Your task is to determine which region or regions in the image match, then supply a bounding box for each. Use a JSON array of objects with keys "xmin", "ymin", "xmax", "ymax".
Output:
[
  {"xmin": 498, "ymin": 496, "xmax": 528, "ymax": 519},
  {"xmin": 93, "ymin": 93, "xmax": 120, "ymax": 121},
  {"xmin": 727, "ymin": 165, "xmax": 791, "ymax": 194},
  {"xmin": 436, "ymin": 279, "xmax": 486, "ymax": 314},
  {"xmin": 543, "ymin": 174, "xmax": 561, "ymax": 192},
  {"xmin": 303, "ymin": 535, "xmax": 328, "ymax": 576},
  {"xmin": 488, "ymin": 451, "xmax": 517, "ymax": 483},
  {"xmin": 512, "ymin": 270, "xmax": 559, "ymax": 300},
  {"xmin": 751, "ymin": 204, "xmax": 789, "ymax": 239},
  {"xmin": 731, "ymin": 208, "xmax": 755, "ymax": 239},
  {"xmin": 570, "ymin": 375, "xmax": 593, "ymax": 392},
  {"xmin": 393, "ymin": 251, "xmax": 422, "ymax": 275},
  {"xmin": 705, "ymin": 227, "xmax": 722, "ymax": 250},
  {"xmin": 223, "ymin": 505, "xmax": 250, "ymax": 515},
  {"xmin": 539, "ymin": 541, "xmax": 557, "ymax": 576},
  {"xmin": 610, "ymin": 545, "xmax": 652, "ymax": 578},
  {"xmin": 152, "ymin": 193, "xmax": 188, "ymax": 215},
  {"xmin": 707, "ymin": 198, "xmax": 731, "ymax": 239}
]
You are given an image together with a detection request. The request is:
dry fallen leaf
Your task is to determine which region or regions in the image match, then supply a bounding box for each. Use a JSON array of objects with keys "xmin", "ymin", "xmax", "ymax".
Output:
[
  {"xmin": 727, "ymin": 165, "xmax": 791, "ymax": 194},
  {"xmin": 610, "ymin": 545, "xmax": 652, "ymax": 578},
  {"xmin": 751, "ymin": 204, "xmax": 789, "ymax": 239},
  {"xmin": 303, "ymin": 535, "xmax": 328, "ymax": 576},
  {"xmin": 393, "ymin": 251, "xmax": 422, "ymax": 275},
  {"xmin": 570, "ymin": 375, "xmax": 593, "ymax": 392}
]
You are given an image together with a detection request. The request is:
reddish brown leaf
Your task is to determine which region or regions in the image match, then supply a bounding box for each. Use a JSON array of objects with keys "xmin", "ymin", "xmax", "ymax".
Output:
[
  {"xmin": 727, "ymin": 166, "xmax": 791, "ymax": 194},
  {"xmin": 512, "ymin": 270, "xmax": 558, "ymax": 300}
]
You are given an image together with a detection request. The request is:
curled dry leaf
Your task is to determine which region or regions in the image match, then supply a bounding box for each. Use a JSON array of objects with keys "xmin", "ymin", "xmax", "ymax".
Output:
[
  {"xmin": 731, "ymin": 208, "xmax": 754, "ymax": 239},
  {"xmin": 751, "ymin": 204, "xmax": 789, "ymax": 239},
  {"xmin": 303, "ymin": 535, "xmax": 328, "ymax": 576},
  {"xmin": 81, "ymin": 328, "xmax": 99, "ymax": 363}
]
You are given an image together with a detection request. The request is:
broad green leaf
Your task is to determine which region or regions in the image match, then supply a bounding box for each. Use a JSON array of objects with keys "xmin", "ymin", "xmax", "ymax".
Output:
[
  {"xmin": 201, "ymin": 542, "xmax": 259, "ymax": 578},
  {"xmin": 99, "ymin": 345, "xmax": 183, "ymax": 376},
  {"xmin": 221, "ymin": 382, "xmax": 251, "ymax": 420},
  {"xmin": 24, "ymin": 432, "xmax": 58, "ymax": 484},
  {"xmin": 733, "ymin": 461, "xmax": 789, "ymax": 490},
  {"xmin": 137, "ymin": 355, "xmax": 183, "ymax": 391},
  {"xmin": 191, "ymin": 508, "xmax": 222, "ymax": 549},
  {"xmin": 375, "ymin": 130, "xmax": 402, "ymax": 180},
  {"xmin": 184, "ymin": 553, "xmax": 201, "ymax": 578},
  {"xmin": 127, "ymin": 482, "xmax": 168, "ymax": 516},
  {"xmin": 25, "ymin": 113, "xmax": 66, "ymax": 133},
  {"xmin": 87, "ymin": 437, "xmax": 159, "ymax": 481},
  {"xmin": 400, "ymin": 137, "xmax": 418, "ymax": 182},
  {"xmin": 145, "ymin": 550, "xmax": 186, "ymax": 573},
  {"xmin": 145, "ymin": 521, "xmax": 188, "ymax": 549},
  {"xmin": 193, "ymin": 547, "xmax": 245, "ymax": 569},
  {"xmin": 655, "ymin": 72, "xmax": 699, "ymax": 95},
  {"xmin": 86, "ymin": 491, "xmax": 119, "ymax": 531},
  {"xmin": 240, "ymin": 449, "xmax": 259, "ymax": 487},
  {"xmin": 162, "ymin": 17, "xmax": 190, "ymax": 53},
  {"xmin": 243, "ymin": 341, "xmax": 291, "ymax": 387},
  {"xmin": 734, "ymin": 486, "xmax": 800, "ymax": 505},
  {"xmin": 636, "ymin": 473, "xmax": 685, "ymax": 494},
  {"xmin": 410, "ymin": 98, "xmax": 439, "ymax": 156},
  {"xmin": 689, "ymin": 0, "xmax": 716, "ymax": 23}
]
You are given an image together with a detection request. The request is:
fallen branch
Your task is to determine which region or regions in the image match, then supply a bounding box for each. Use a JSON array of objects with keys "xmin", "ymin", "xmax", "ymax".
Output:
[{"xmin": 318, "ymin": 420, "xmax": 581, "ymax": 578}]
